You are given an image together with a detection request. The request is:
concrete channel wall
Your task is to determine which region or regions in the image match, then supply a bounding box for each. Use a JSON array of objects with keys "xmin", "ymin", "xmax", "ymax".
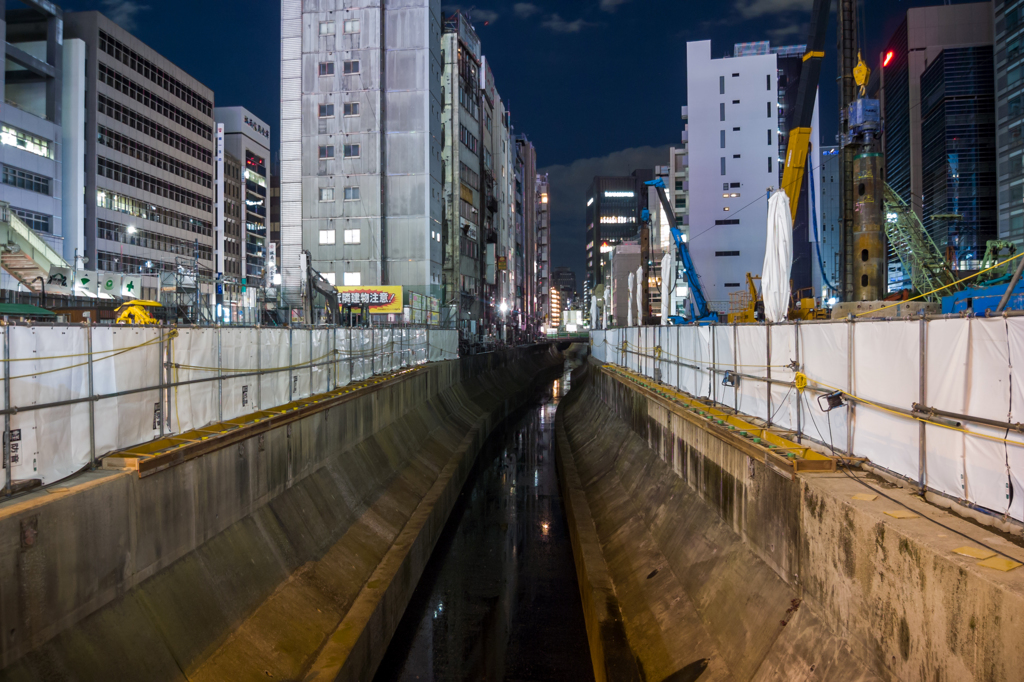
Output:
[
  {"xmin": 0, "ymin": 345, "xmax": 563, "ymax": 681},
  {"xmin": 556, "ymin": 358, "xmax": 1024, "ymax": 682}
]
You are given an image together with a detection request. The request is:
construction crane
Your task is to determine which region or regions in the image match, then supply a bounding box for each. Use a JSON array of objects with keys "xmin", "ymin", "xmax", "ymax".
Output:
[
  {"xmin": 881, "ymin": 184, "xmax": 958, "ymax": 302},
  {"xmin": 641, "ymin": 179, "xmax": 717, "ymax": 324}
]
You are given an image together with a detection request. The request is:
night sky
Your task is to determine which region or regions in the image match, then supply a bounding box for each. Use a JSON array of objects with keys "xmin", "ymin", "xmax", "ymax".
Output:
[{"xmin": 67, "ymin": 0, "xmax": 982, "ymax": 287}]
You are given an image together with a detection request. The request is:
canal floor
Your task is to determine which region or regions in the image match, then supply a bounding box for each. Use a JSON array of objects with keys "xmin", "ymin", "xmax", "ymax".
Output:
[{"xmin": 373, "ymin": 365, "xmax": 594, "ymax": 681}]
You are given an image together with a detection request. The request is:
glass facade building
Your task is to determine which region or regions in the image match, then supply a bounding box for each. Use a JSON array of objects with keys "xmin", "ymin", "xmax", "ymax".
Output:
[
  {"xmin": 997, "ymin": 0, "xmax": 1024, "ymax": 243},
  {"xmin": 584, "ymin": 175, "xmax": 645, "ymax": 287},
  {"xmin": 921, "ymin": 47, "xmax": 997, "ymax": 267}
]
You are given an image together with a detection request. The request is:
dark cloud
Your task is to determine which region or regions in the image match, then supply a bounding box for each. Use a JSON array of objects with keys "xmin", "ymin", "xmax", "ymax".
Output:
[
  {"xmin": 541, "ymin": 14, "xmax": 594, "ymax": 33},
  {"xmin": 539, "ymin": 145, "xmax": 672, "ymax": 281},
  {"xmin": 600, "ymin": 0, "xmax": 632, "ymax": 12},
  {"xmin": 441, "ymin": 5, "xmax": 500, "ymax": 24},
  {"xmin": 733, "ymin": 0, "xmax": 814, "ymax": 19},
  {"xmin": 513, "ymin": 2, "xmax": 540, "ymax": 18}
]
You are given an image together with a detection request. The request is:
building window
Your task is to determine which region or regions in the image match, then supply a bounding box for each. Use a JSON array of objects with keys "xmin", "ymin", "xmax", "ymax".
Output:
[
  {"xmin": 714, "ymin": 219, "xmax": 740, "ymax": 225},
  {"xmin": 343, "ymin": 272, "xmax": 361, "ymax": 286},
  {"xmin": 766, "ymin": 74, "xmax": 771, "ymax": 90},
  {"xmin": 343, "ymin": 60, "xmax": 359, "ymax": 74},
  {"xmin": 2, "ymin": 166, "xmax": 50, "ymax": 195},
  {"xmin": 319, "ymin": 21, "xmax": 335, "ymax": 35},
  {"xmin": 720, "ymin": 157, "xmax": 726, "ymax": 175},
  {"xmin": 344, "ymin": 228, "xmax": 360, "ymax": 244},
  {"xmin": 767, "ymin": 102, "xmax": 772, "ymax": 118},
  {"xmin": 715, "ymin": 251, "xmax": 740, "ymax": 256},
  {"xmin": 344, "ymin": 186, "xmax": 359, "ymax": 200},
  {"xmin": 344, "ymin": 19, "xmax": 360, "ymax": 33},
  {"xmin": 719, "ymin": 75, "xmax": 724, "ymax": 94},
  {"xmin": 12, "ymin": 208, "xmax": 50, "ymax": 233},
  {"xmin": 769, "ymin": 157, "xmax": 773, "ymax": 172},
  {"xmin": 720, "ymin": 130, "xmax": 725, "ymax": 148},
  {"xmin": 344, "ymin": 102, "xmax": 360, "ymax": 117},
  {"xmin": 319, "ymin": 104, "xmax": 334, "ymax": 117},
  {"xmin": 319, "ymin": 145, "xmax": 334, "ymax": 159},
  {"xmin": 319, "ymin": 187, "xmax": 335, "ymax": 202},
  {"xmin": 768, "ymin": 129, "xmax": 772, "ymax": 145},
  {"xmin": 675, "ymin": 179, "xmax": 683, "ymax": 191},
  {"xmin": 319, "ymin": 229, "xmax": 336, "ymax": 244},
  {"xmin": 323, "ymin": 272, "xmax": 336, "ymax": 285},
  {"xmin": 0, "ymin": 126, "xmax": 53, "ymax": 159},
  {"xmin": 319, "ymin": 62, "xmax": 335, "ymax": 76},
  {"xmin": 732, "ymin": 99, "xmax": 740, "ymax": 104},
  {"xmin": 724, "ymin": 283, "xmax": 741, "ymax": 288},
  {"xmin": 343, "ymin": 144, "xmax": 360, "ymax": 158},
  {"xmin": 733, "ymin": 154, "xmax": 741, "ymax": 158},
  {"xmin": 720, "ymin": 103, "xmax": 725, "ymax": 121}
]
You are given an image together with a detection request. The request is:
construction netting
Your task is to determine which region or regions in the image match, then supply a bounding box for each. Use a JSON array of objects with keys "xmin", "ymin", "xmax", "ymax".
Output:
[
  {"xmin": 592, "ymin": 318, "xmax": 1024, "ymax": 523},
  {"xmin": 1, "ymin": 326, "xmax": 459, "ymax": 487}
]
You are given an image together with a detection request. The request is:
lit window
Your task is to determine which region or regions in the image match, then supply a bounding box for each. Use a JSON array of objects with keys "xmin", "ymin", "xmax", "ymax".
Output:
[
  {"xmin": 343, "ymin": 60, "xmax": 359, "ymax": 74},
  {"xmin": 319, "ymin": 187, "xmax": 335, "ymax": 202},
  {"xmin": 344, "ymin": 186, "xmax": 359, "ymax": 201},
  {"xmin": 318, "ymin": 62, "xmax": 334, "ymax": 76},
  {"xmin": 319, "ymin": 229, "xmax": 336, "ymax": 244},
  {"xmin": 323, "ymin": 272, "xmax": 336, "ymax": 285},
  {"xmin": 319, "ymin": 21, "xmax": 335, "ymax": 35},
  {"xmin": 344, "ymin": 102, "xmax": 360, "ymax": 117},
  {"xmin": 319, "ymin": 145, "xmax": 334, "ymax": 159},
  {"xmin": 0, "ymin": 126, "xmax": 53, "ymax": 159},
  {"xmin": 318, "ymin": 104, "xmax": 334, "ymax": 118},
  {"xmin": 344, "ymin": 228, "xmax": 361, "ymax": 244},
  {"xmin": 343, "ymin": 144, "xmax": 360, "ymax": 158},
  {"xmin": 344, "ymin": 19, "xmax": 360, "ymax": 33},
  {"xmin": 343, "ymin": 272, "xmax": 361, "ymax": 286}
]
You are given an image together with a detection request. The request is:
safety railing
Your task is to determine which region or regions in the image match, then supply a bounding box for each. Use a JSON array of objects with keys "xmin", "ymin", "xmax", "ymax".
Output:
[
  {"xmin": 592, "ymin": 317, "xmax": 1024, "ymax": 525},
  {"xmin": 0, "ymin": 324, "xmax": 459, "ymax": 490}
]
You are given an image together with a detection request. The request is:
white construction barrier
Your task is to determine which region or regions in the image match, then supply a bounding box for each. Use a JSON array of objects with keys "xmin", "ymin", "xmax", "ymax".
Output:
[
  {"xmin": 592, "ymin": 317, "xmax": 1024, "ymax": 523},
  {"xmin": 0, "ymin": 325, "xmax": 459, "ymax": 487}
]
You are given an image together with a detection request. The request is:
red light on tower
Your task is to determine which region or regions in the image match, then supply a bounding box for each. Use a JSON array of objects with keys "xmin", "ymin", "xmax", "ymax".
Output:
[{"xmin": 883, "ymin": 50, "xmax": 894, "ymax": 67}]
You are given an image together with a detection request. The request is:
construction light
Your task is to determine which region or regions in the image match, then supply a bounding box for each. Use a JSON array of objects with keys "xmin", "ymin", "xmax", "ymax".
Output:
[{"xmin": 883, "ymin": 50, "xmax": 894, "ymax": 67}]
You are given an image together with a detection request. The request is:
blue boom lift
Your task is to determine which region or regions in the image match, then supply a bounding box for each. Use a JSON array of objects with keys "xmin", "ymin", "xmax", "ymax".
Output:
[{"xmin": 641, "ymin": 178, "xmax": 718, "ymax": 324}]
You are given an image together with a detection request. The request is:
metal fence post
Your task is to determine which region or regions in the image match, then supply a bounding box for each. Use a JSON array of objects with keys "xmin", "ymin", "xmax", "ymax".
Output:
[
  {"xmin": 86, "ymin": 322, "xmax": 96, "ymax": 470},
  {"xmin": 217, "ymin": 326, "xmax": 223, "ymax": 422},
  {"xmin": 795, "ymin": 320, "xmax": 802, "ymax": 442},
  {"xmin": 847, "ymin": 315, "xmax": 854, "ymax": 455},
  {"xmin": 766, "ymin": 322, "xmax": 773, "ymax": 426},
  {"xmin": 288, "ymin": 327, "xmax": 294, "ymax": 400},
  {"xmin": 3, "ymin": 322, "xmax": 10, "ymax": 495},
  {"xmin": 733, "ymin": 323, "xmax": 739, "ymax": 413},
  {"xmin": 256, "ymin": 326, "xmax": 262, "ymax": 410},
  {"xmin": 158, "ymin": 328, "xmax": 165, "ymax": 438},
  {"xmin": 918, "ymin": 315, "xmax": 927, "ymax": 491},
  {"xmin": 309, "ymin": 327, "xmax": 314, "ymax": 394},
  {"xmin": 711, "ymin": 324, "xmax": 717, "ymax": 403},
  {"xmin": 165, "ymin": 327, "xmax": 174, "ymax": 434},
  {"xmin": 330, "ymin": 326, "xmax": 336, "ymax": 391}
]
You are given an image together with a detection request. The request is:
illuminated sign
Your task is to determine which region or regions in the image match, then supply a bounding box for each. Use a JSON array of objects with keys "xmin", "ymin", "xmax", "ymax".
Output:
[
  {"xmin": 604, "ymin": 191, "xmax": 634, "ymax": 198},
  {"xmin": 600, "ymin": 216, "xmax": 631, "ymax": 224},
  {"xmin": 586, "ymin": 197, "xmax": 594, "ymax": 207},
  {"xmin": 335, "ymin": 285, "xmax": 403, "ymax": 313}
]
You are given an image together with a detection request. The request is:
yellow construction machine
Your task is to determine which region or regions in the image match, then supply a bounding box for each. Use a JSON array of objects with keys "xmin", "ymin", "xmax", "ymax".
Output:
[
  {"xmin": 728, "ymin": 274, "xmax": 828, "ymax": 322},
  {"xmin": 114, "ymin": 300, "xmax": 162, "ymax": 325}
]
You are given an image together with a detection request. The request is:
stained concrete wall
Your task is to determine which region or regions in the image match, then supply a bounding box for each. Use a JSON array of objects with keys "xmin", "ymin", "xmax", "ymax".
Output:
[
  {"xmin": 557, "ymin": 359, "xmax": 1024, "ymax": 682},
  {"xmin": 0, "ymin": 346, "xmax": 562, "ymax": 680}
]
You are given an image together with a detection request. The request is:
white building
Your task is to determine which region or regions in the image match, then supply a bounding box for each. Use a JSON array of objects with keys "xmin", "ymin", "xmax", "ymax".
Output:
[
  {"xmin": 279, "ymin": 0, "xmax": 443, "ymax": 317},
  {"xmin": 685, "ymin": 40, "xmax": 820, "ymax": 312}
]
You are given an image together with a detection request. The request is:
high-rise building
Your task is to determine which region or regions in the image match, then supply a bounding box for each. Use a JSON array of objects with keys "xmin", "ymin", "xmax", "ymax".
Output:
[
  {"xmin": 585, "ymin": 175, "xmax": 645, "ymax": 289},
  {"xmin": 0, "ymin": 1, "xmax": 65, "ymax": 260},
  {"xmin": 685, "ymin": 40, "xmax": 820, "ymax": 311},
  {"xmin": 920, "ymin": 46, "xmax": 996, "ymax": 268},
  {"xmin": 552, "ymin": 265, "xmax": 576, "ymax": 306},
  {"xmin": 64, "ymin": 12, "xmax": 216, "ymax": 303},
  {"xmin": 280, "ymin": 0, "xmax": 443, "ymax": 318},
  {"xmin": 515, "ymin": 134, "xmax": 537, "ymax": 331},
  {"xmin": 994, "ymin": 1, "xmax": 1024, "ymax": 244},
  {"xmin": 536, "ymin": 171, "xmax": 550, "ymax": 328},
  {"xmin": 819, "ymin": 146, "xmax": 842, "ymax": 297},
  {"xmin": 218, "ymin": 150, "xmax": 244, "ymax": 318},
  {"xmin": 881, "ymin": 3, "xmax": 992, "ymax": 224}
]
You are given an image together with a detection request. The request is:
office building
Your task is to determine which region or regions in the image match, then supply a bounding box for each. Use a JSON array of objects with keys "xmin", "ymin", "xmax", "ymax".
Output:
[
  {"xmin": 881, "ymin": 3, "xmax": 992, "ymax": 224},
  {"xmin": 0, "ymin": 1, "xmax": 64, "ymax": 260},
  {"xmin": 515, "ymin": 134, "xmax": 538, "ymax": 331},
  {"xmin": 685, "ymin": 39, "xmax": 820, "ymax": 310},
  {"xmin": 819, "ymin": 146, "xmax": 842, "ymax": 296},
  {"xmin": 552, "ymin": 265, "xmax": 576, "ymax": 306},
  {"xmin": 64, "ymin": 12, "xmax": 216, "ymax": 298},
  {"xmin": 280, "ymin": 0, "xmax": 442, "ymax": 318},
  {"xmin": 535, "ymin": 171, "xmax": 550, "ymax": 329},
  {"xmin": 585, "ymin": 174, "xmax": 646, "ymax": 289},
  {"xmin": 214, "ymin": 107, "xmax": 270, "ymax": 321},
  {"xmin": 920, "ymin": 46, "xmax": 996, "ymax": 267},
  {"xmin": 995, "ymin": 1, "xmax": 1024, "ymax": 243},
  {"xmin": 218, "ymin": 149, "xmax": 243, "ymax": 318}
]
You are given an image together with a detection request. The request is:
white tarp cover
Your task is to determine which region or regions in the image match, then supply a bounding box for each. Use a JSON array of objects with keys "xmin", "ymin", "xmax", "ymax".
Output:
[
  {"xmin": 93, "ymin": 327, "xmax": 162, "ymax": 454},
  {"xmin": 220, "ymin": 327, "xmax": 258, "ymax": 421},
  {"xmin": 736, "ymin": 325, "xmax": 768, "ymax": 422},
  {"xmin": 335, "ymin": 329, "xmax": 352, "ymax": 388},
  {"xmin": 635, "ymin": 266, "xmax": 644, "ymax": 325},
  {"xmin": 762, "ymin": 191, "xmax": 793, "ymax": 323},
  {"xmin": 799, "ymin": 322, "xmax": 849, "ymax": 454},
  {"xmin": 770, "ymin": 325, "xmax": 797, "ymax": 430},
  {"xmin": 627, "ymin": 272, "xmax": 635, "ymax": 328},
  {"xmin": 661, "ymin": 252, "xmax": 674, "ymax": 325},
  {"xmin": 260, "ymin": 328, "xmax": 290, "ymax": 409},
  {"xmin": 925, "ymin": 319, "xmax": 967, "ymax": 500},
  {"xmin": 311, "ymin": 328, "xmax": 330, "ymax": 395},
  {"xmin": 171, "ymin": 328, "xmax": 217, "ymax": 434}
]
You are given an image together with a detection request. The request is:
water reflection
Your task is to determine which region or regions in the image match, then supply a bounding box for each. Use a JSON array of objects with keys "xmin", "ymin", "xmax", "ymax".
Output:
[{"xmin": 374, "ymin": 360, "xmax": 592, "ymax": 682}]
